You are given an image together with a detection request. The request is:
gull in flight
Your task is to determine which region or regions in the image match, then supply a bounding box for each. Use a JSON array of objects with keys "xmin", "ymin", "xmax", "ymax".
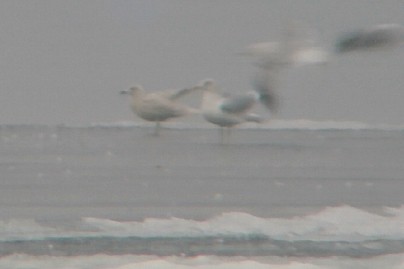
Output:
[
  {"xmin": 242, "ymin": 22, "xmax": 404, "ymax": 69},
  {"xmin": 241, "ymin": 22, "xmax": 404, "ymax": 69},
  {"xmin": 240, "ymin": 22, "xmax": 404, "ymax": 117},
  {"xmin": 120, "ymin": 85, "xmax": 200, "ymax": 135},
  {"xmin": 236, "ymin": 22, "xmax": 404, "ymax": 130},
  {"xmin": 335, "ymin": 23, "xmax": 404, "ymax": 54},
  {"xmin": 239, "ymin": 22, "xmax": 329, "ymax": 114},
  {"xmin": 194, "ymin": 79, "xmax": 275, "ymax": 143}
]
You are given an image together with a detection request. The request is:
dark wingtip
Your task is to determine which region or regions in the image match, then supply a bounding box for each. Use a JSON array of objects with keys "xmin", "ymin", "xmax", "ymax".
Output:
[
  {"xmin": 258, "ymin": 92, "xmax": 279, "ymax": 113},
  {"xmin": 252, "ymin": 70, "xmax": 280, "ymax": 114}
]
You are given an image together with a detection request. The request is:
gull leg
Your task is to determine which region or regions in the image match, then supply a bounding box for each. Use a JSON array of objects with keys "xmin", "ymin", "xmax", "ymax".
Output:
[
  {"xmin": 219, "ymin": 127, "xmax": 225, "ymax": 144},
  {"xmin": 154, "ymin": 122, "xmax": 161, "ymax": 136},
  {"xmin": 226, "ymin": 127, "xmax": 232, "ymax": 142},
  {"xmin": 222, "ymin": 127, "xmax": 232, "ymax": 144},
  {"xmin": 219, "ymin": 127, "xmax": 232, "ymax": 144}
]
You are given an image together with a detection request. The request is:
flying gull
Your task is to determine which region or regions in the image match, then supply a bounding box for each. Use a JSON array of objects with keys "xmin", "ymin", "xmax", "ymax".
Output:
[{"xmin": 239, "ymin": 22, "xmax": 328, "ymax": 115}]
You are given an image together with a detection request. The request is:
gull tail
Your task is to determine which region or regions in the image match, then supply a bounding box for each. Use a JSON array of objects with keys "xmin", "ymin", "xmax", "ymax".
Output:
[{"xmin": 245, "ymin": 113, "xmax": 264, "ymax": 123}]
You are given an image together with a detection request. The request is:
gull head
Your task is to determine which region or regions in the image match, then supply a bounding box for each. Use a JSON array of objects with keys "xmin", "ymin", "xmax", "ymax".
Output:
[
  {"xmin": 120, "ymin": 85, "xmax": 144, "ymax": 96},
  {"xmin": 202, "ymin": 79, "xmax": 215, "ymax": 88},
  {"xmin": 189, "ymin": 79, "xmax": 215, "ymax": 92},
  {"xmin": 199, "ymin": 79, "xmax": 215, "ymax": 91}
]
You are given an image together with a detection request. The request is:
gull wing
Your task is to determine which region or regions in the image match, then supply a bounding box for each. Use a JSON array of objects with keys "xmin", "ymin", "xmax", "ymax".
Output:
[
  {"xmin": 158, "ymin": 87, "xmax": 202, "ymax": 101},
  {"xmin": 242, "ymin": 22, "xmax": 328, "ymax": 69},
  {"xmin": 336, "ymin": 24, "xmax": 404, "ymax": 53},
  {"xmin": 293, "ymin": 47, "xmax": 329, "ymax": 66},
  {"xmin": 141, "ymin": 94, "xmax": 191, "ymax": 120},
  {"xmin": 220, "ymin": 93, "xmax": 257, "ymax": 114}
]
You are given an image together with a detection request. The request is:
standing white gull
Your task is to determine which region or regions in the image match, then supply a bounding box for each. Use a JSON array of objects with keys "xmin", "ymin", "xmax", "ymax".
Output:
[{"xmin": 120, "ymin": 85, "xmax": 200, "ymax": 135}]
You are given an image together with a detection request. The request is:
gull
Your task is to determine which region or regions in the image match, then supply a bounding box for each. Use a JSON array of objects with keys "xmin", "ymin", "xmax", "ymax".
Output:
[
  {"xmin": 241, "ymin": 22, "xmax": 403, "ymax": 122},
  {"xmin": 335, "ymin": 23, "xmax": 404, "ymax": 53},
  {"xmin": 120, "ymin": 85, "xmax": 200, "ymax": 135},
  {"xmin": 239, "ymin": 22, "xmax": 328, "ymax": 114},
  {"xmin": 242, "ymin": 22, "xmax": 404, "ymax": 69},
  {"xmin": 194, "ymin": 79, "xmax": 271, "ymax": 143}
]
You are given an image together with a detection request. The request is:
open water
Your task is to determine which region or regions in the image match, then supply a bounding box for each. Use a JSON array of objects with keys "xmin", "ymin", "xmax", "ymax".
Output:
[{"xmin": 0, "ymin": 121, "xmax": 403, "ymax": 268}]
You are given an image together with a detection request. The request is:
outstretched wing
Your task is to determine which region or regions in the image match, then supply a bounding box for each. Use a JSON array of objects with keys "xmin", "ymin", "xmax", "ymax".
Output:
[
  {"xmin": 336, "ymin": 24, "xmax": 404, "ymax": 53},
  {"xmin": 241, "ymin": 21, "xmax": 328, "ymax": 69}
]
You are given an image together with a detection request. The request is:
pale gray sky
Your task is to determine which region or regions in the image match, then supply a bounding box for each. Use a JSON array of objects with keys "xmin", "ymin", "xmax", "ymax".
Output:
[{"xmin": 0, "ymin": 0, "xmax": 403, "ymax": 125}]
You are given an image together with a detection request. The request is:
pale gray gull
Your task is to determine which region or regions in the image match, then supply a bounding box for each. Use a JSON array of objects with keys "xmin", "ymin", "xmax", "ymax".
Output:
[
  {"xmin": 120, "ymin": 85, "xmax": 200, "ymax": 135},
  {"xmin": 194, "ymin": 79, "xmax": 269, "ymax": 142}
]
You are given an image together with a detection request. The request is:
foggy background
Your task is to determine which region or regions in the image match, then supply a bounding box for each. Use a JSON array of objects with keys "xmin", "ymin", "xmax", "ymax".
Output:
[{"xmin": 0, "ymin": 0, "xmax": 403, "ymax": 126}]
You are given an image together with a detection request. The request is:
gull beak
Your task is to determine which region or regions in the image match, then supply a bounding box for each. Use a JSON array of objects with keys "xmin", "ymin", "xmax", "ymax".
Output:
[{"xmin": 120, "ymin": 89, "xmax": 130, "ymax": 95}]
